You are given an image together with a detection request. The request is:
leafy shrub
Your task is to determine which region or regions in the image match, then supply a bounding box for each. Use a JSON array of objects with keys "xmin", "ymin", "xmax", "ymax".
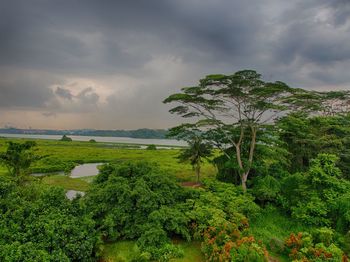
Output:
[
  {"xmin": 60, "ymin": 135, "xmax": 72, "ymax": 141},
  {"xmin": 285, "ymin": 232, "xmax": 345, "ymax": 261},
  {"xmin": 146, "ymin": 144, "xmax": 157, "ymax": 150},
  {"xmin": 252, "ymin": 175, "xmax": 281, "ymax": 204},
  {"xmin": 281, "ymin": 154, "xmax": 350, "ymax": 227},
  {"xmin": 0, "ymin": 177, "xmax": 100, "ymax": 261},
  {"xmin": 201, "ymin": 222, "xmax": 268, "ymax": 262}
]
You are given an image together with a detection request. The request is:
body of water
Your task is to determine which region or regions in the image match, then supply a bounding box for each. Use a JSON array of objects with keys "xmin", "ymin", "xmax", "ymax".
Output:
[
  {"xmin": 0, "ymin": 133, "xmax": 186, "ymax": 146},
  {"xmin": 70, "ymin": 163, "xmax": 102, "ymax": 178}
]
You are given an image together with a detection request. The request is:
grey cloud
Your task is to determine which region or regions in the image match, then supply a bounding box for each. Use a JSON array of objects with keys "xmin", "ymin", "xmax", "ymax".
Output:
[
  {"xmin": 1, "ymin": 0, "xmax": 350, "ymax": 128},
  {"xmin": 55, "ymin": 87, "xmax": 73, "ymax": 100},
  {"xmin": 76, "ymin": 87, "xmax": 99, "ymax": 105},
  {"xmin": 42, "ymin": 112, "xmax": 57, "ymax": 117},
  {"xmin": 0, "ymin": 73, "xmax": 56, "ymax": 109}
]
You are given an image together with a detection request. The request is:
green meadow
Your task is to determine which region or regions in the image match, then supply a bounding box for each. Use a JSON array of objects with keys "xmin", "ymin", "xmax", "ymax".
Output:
[{"xmin": 0, "ymin": 137, "xmax": 215, "ymax": 192}]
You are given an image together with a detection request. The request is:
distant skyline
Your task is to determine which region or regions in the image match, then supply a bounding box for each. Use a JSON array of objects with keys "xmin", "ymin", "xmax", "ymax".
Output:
[{"xmin": 1, "ymin": 0, "xmax": 350, "ymax": 129}]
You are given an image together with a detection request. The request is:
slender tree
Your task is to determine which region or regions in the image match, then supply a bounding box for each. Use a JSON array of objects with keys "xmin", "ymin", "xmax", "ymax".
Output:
[{"xmin": 178, "ymin": 136, "xmax": 212, "ymax": 183}]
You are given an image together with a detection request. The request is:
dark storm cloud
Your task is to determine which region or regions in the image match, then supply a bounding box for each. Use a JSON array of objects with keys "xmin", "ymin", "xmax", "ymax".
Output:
[{"xmin": 1, "ymin": 0, "xmax": 350, "ymax": 128}]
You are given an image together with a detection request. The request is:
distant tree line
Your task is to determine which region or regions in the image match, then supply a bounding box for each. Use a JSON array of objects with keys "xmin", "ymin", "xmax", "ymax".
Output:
[{"xmin": 0, "ymin": 128, "xmax": 168, "ymax": 139}]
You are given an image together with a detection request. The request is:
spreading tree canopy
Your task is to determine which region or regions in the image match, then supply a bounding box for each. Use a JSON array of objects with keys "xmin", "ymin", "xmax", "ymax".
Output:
[{"xmin": 164, "ymin": 70, "xmax": 301, "ymax": 191}]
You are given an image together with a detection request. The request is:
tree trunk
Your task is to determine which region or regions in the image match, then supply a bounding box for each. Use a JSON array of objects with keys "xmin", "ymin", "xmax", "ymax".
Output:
[
  {"xmin": 195, "ymin": 164, "xmax": 200, "ymax": 183},
  {"xmin": 242, "ymin": 172, "xmax": 248, "ymax": 192}
]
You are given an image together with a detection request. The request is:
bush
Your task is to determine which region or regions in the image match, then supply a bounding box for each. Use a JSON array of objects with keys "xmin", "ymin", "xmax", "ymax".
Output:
[
  {"xmin": 252, "ymin": 175, "xmax": 281, "ymax": 204},
  {"xmin": 201, "ymin": 222, "xmax": 268, "ymax": 262},
  {"xmin": 280, "ymin": 154, "xmax": 350, "ymax": 227},
  {"xmin": 0, "ymin": 177, "xmax": 100, "ymax": 261},
  {"xmin": 60, "ymin": 135, "xmax": 72, "ymax": 141},
  {"xmin": 146, "ymin": 144, "xmax": 157, "ymax": 150},
  {"xmin": 285, "ymin": 232, "xmax": 345, "ymax": 261}
]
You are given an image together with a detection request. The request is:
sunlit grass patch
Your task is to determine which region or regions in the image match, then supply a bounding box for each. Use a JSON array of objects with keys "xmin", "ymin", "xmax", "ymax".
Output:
[
  {"xmin": 171, "ymin": 241, "xmax": 204, "ymax": 262},
  {"xmin": 101, "ymin": 240, "xmax": 204, "ymax": 262},
  {"xmin": 102, "ymin": 241, "xmax": 139, "ymax": 262},
  {"xmin": 41, "ymin": 175, "xmax": 90, "ymax": 191}
]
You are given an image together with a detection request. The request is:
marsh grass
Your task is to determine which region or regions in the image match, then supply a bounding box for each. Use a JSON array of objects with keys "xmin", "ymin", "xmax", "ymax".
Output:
[
  {"xmin": 101, "ymin": 240, "xmax": 204, "ymax": 262},
  {"xmin": 0, "ymin": 137, "xmax": 216, "ymax": 190},
  {"xmin": 41, "ymin": 175, "xmax": 90, "ymax": 191}
]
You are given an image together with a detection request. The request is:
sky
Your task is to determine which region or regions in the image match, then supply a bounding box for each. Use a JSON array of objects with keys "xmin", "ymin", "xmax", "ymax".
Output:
[{"xmin": 1, "ymin": 0, "xmax": 350, "ymax": 130}]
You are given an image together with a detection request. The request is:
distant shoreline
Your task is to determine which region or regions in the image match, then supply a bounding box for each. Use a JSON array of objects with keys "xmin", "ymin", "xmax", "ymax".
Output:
[
  {"xmin": 0, "ymin": 128, "xmax": 168, "ymax": 139},
  {"xmin": 0, "ymin": 133, "xmax": 187, "ymax": 147}
]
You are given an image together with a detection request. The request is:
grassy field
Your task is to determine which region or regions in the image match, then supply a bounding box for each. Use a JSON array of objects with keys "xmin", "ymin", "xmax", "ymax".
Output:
[{"xmin": 0, "ymin": 137, "xmax": 216, "ymax": 191}]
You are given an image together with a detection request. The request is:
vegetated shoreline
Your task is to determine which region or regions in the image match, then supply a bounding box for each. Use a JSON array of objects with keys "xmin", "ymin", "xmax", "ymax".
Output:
[
  {"xmin": 0, "ymin": 127, "xmax": 168, "ymax": 139},
  {"xmin": 0, "ymin": 133, "xmax": 187, "ymax": 147}
]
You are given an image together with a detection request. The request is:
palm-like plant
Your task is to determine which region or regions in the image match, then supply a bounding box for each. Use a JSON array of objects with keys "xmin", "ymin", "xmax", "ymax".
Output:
[{"xmin": 178, "ymin": 136, "xmax": 212, "ymax": 183}]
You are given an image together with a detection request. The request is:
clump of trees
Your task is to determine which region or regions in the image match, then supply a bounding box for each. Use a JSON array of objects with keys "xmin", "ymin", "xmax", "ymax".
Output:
[
  {"xmin": 0, "ymin": 141, "xmax": 41, "ymax": 183},
  {"xmin": 85, "ymin": 161, "xmax": 262, "ymax": 261},
  {"xmin": 60, "ymin": 135, "xmax": 72, "ymax": 142},
  {"xmin": 164, "ymin": 70, "xmax": 350, "ymax": 192},
  {"xmin": 146, "ymin": 144, "xmax": 157, "ymax": 150}
]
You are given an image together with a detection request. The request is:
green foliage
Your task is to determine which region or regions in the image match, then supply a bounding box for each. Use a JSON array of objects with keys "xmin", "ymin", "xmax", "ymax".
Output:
[
  {"xmin": 164, "ymin": 70, "xmax": 296, "ymax": 190},
  {"xmin": 178, "ymin": 136, "xmax": 212, "ymax": 182},
  {"xmin": 0, "ymin": 176, "xmax": 100, "ymax": 261},
  {"xmin": 86, "ymin": 162, "xmax": 193, "ymax": 260},
  {"xmin": 214, "ymin": 125, "xmax": 290, "ymax": 188},
  {"xmin": 86, "ymin": 162, "xmax": 260, "ymax": 261},
  {"xmin": 0, "ymin": 138, "xmax": 215, "ymax": 182},
  {"xmin": 146, "ymin": 144, "xmax": 157, "ymax": 150},
  {"xmin": 201, "ymin": 222, "xmax": 268, "ymax": 262},
  {"xmin": 285, "ymin": 232, "xmax": 345, "ymax": 261},
  {"xmin": 278, "ymin": 113, "xmax": 350, "ymax": 175},
  {"xmin": 192, "ymin": 181, "xmax": 264, "ymax": 261},
  {"xmin": 0, "ymin": 141, "xmax": 41, "ymax": 182},
  {"xmin": 252, "ymin": 175, "xmax": 281, "ymax": 204},
  {"xmin": 60, "ymin": 135, "xmax": 73, "ymax": 141},
  {"xmin": 280, "ymin": 154, "xmax": 350, "ymax": 228}
]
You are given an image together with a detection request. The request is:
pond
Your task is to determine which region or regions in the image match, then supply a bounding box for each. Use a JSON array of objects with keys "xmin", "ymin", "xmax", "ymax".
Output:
[
  {"xmin": 70, "ymin": 163, "xmax": 103, "ymax": 178},
  {"xmin": 30, "ymin": 163, "xmax": 103, "ymax": 199},
  {"xmin": 65, "ymin": 163, "xmax": 103, "ymax": 199}
]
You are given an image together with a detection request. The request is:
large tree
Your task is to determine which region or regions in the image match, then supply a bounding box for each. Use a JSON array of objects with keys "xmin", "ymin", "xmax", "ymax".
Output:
[{"xmin": 164, "ymin": 70, "xmax": 296, "ymax": 191}]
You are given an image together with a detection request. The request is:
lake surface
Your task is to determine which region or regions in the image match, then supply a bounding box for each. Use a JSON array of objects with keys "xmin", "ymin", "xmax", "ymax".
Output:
[
  {"xmin": 0, "ymin": 133, "xmax": 187, "ymax": 146},
  {"xmin": 70, "ymin": 163, "xmax": 102, "ymax": 178},
  {"xmin": 66, "ymin": 163, "xmax": 102, "ymax": 199}
]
